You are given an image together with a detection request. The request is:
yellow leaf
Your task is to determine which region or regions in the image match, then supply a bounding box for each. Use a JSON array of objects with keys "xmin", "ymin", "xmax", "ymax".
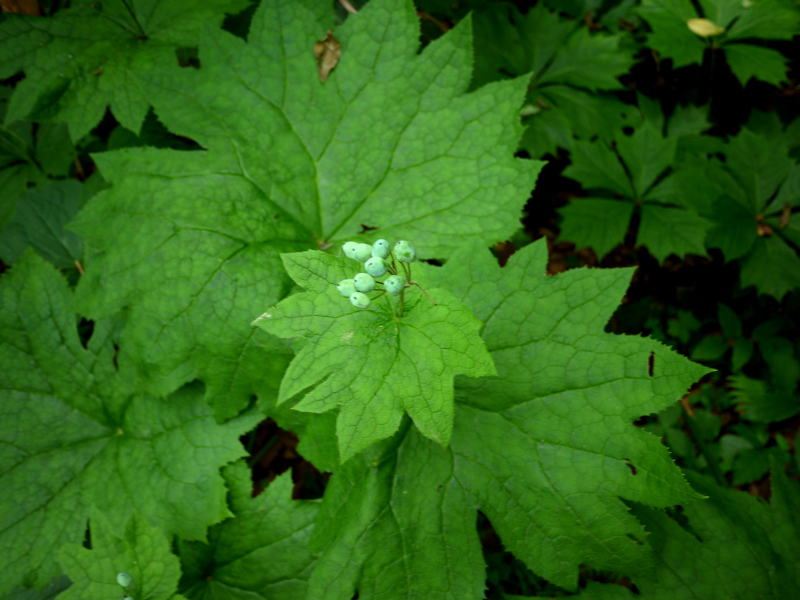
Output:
[{"xmin": 687, "ymin": 18, "xmax": 726, "ymax": 36}]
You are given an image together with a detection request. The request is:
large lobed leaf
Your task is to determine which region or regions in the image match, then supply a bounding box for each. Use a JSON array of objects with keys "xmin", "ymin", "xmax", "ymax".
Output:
[
  {"xmin": 0, "ymin": 0, "xmax": 248, "ymax": 141},
  {"xmin": 253, "ymin": 250, "xmax": 495, "ymax": 462},
  {"xmin": 0, "ymin": 252, "xmax": 258, "ymax": 594},
  {"xmin": 304, "ymin": 239, "xmax": 709, "ymax": 598},
  {"xmin": 70, "ymin": 0, "xmax": 541, "ymax": 420},
  {"xmin": 177, "ymin": 461, "xmax": 318, "ymax": 600},
  {"xmin": 580, "ymin": 464, "xmax": 800, "ymax": 599}
]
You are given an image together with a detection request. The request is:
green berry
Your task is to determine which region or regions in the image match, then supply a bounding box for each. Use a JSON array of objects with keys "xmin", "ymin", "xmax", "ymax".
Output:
[
  {"xmin": 117, "ymin": 572, "xmax": 132, "ymax": 587},
  {"xmin": 337, "ymin": 279, "xmax": 356, "ymax": 297},
  {"xmin": 353, "ymin": 273, "xmax": 375, "ymax": 293},
  {"xmin": 371, "ymin": 239, "xmax": 390, "ymax": 259},
  {"xmin": 350, "ymin": 292, "xmax": 370, "ymax": 309},
  {"xmin": 353, "ymin": 243, "xmax": 373, "ymax": 262},
  {"xmin": 394, "ymin": 240, "xmax": 416, "ymax": 263},
  {"xmin": 343, "ymin": 241, "xmax": 358, "ymax": 259},
  {"xmin": 384, "ymin": 275, "xmax": 405, "ymax": 296},
  {"xmin": 364, "ymin": 256, "xmax": 387, "ymax": 277}
]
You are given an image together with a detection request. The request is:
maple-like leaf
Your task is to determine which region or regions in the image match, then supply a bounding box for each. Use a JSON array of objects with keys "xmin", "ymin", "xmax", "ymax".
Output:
[
  {"xmin": 471, "ymin": 2, "xmax": 635, "ymax": 158},
  {"xmin": 700, "ymin": 128, "xmax": 800, "ymax": 299},
  {"xmin": 177, "ymin": 460, "xmax": 318, "ymax": 600},
  {"xmin": 70, "ymin": 0, "xmax": 540, "ymax": 420},
  {"xmin": 0, "ymin": 251, "xmax": 259, "ymax": 594},
  {"xmin": 58, "ymin": 508, "xmax": 184, "ymax": 600},
  {"xmin": 253, "ymin": 250, "xmax": 495, "ymax": 462},
  {"xmin": 304, "ymin": 239, "xmax": 708, "ymax": 597},
  {"xmin": 559, "ymin": 122, "xmax": 712, "ymax": 261},
  {"xmin": 579, "ymin": 464, "xmax": 800, "ymax": 599},
  {"xmin": 0, "ymin": 0, "xmax": 249, "ymax": 141},
  {"xmin": 638, "ymin": 0, "xmax": 798, "ymax": 86}
]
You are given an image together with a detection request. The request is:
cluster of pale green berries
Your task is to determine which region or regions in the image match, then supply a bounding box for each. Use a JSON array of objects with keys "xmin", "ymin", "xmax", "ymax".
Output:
[
  {"xmin": 117, "ymin": 572, "xmax": 134, "ymax": 599},
  {"xmin": 337, "ymin": 239, "xmax": 416, "ymax": 309}
]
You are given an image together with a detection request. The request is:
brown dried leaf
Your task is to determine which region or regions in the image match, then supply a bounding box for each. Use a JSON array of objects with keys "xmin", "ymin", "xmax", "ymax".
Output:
[{"xmin": 314, "ymin": 30, "xmax": 342, "ymax": 82}]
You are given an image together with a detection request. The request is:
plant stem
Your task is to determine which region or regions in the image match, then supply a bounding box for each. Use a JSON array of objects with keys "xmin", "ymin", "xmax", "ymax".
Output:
[{"xmin": 248, "ymin": 432, "xmax": 280, "ymax": 467}]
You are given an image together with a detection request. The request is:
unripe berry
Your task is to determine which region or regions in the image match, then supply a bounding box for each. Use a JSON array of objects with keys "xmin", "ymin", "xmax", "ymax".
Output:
[
  {"xmin": 353, "ymin": 243, "xmax": 373, "ymax": 262},
  {"xmin": 353, "ymin": 273, "xmax": 375, "ymax": 293},
  {"xmin": 337, "ymin": 279, "xmax": 356, "ymax": 297},
  {"xmin": 394, "ymin": 240, "xmax": 416, "ymax": 263},
  {"xmin": 371, "ymin": 239, "xmax": 391, "ymax": 259},
  {"xmin": 384, "ymin": 275, "xmax": 405, "ymax": 296},
  {"xmin": 350, "ymin": 292, "xmax": 370, "ymax": 309},
  {"xmin": 342, "ymin": 241, "xmax": 358, "ymax": 259},
  {"xmin": 364, "ymin": 256, "xmax": 387, "ymax": 277},
  {"xmin": 117, "ymin": 572, "xmax": 132, "ymax": 587}
]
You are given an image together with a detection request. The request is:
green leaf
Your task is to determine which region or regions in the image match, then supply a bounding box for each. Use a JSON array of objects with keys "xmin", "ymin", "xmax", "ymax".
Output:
[
  {"xmin": 470, "ymin": 2, "xmax": 633, "ymax": 158},
  {"xmin": 730, "ymin": 374, "xmax": 800, "ymax": 422},
  {"xmin": 253, "ymin": 250, "xmax": 495, "ymax": 462},
  {"xmin": 0, "ymin": 0, "xmax": 249, "ymax": 141},
  {"xmin": 638, "ymin": 0, "xmax": 707, "ymax": 68},
  {"xmin": 725, "ymin": 0, "xmax": 800, "ymax": 41},
  {"xmin": 717, "ymin": 302, "xmax": 742, "ymax": 339},
  {"xmin": 759, "ymin": 337, "xmax": 800, "ymax": 392},
  {"xmin": 71, "ymin": 0, "xmax": 540, "ymax": 419},
  {"xmin": 699, "ymin": 0, "xmax": 745, "ymax": 28},
  {"xmin": 558, "ymin": 198, "xmax": 634, "ymax": 258},
  {"xmin": 0, "ymin": 180, "xmax": 83, "ymax": 268},
  {"xmin": 306, "ymin": 240, "xmax": 708, "ymax": 596},
  {"xmin": 58, "ymin": 508, "xmax": 182, "ymax": 600},
  {"xmin": 581, "ymin": 467, "xmax": 800, "ymax": 599},
  {"xmin": 178, "ymin": 461, "xmax": 318, "ymax": 600},
  {"xmin": 739, "ymin": 236, "xmax": 800, "ymax": 300},
  {"xmin": 563, "ymin": 139, "xmax": 632, "ymax": 196},
  {"xmin": 732, "ymin": 336, "xmax": 754, "ymax": 370},
  {"xmin": 537, "ymin": 28, "xmax": 632, "ymax": 92},
  {"xmin": 706, "ymin": 196, "xmax": 758, "ymax": 260},
  {"xmin": 724, "ymin": 128, "xmax": 793, "ymax": 212},
  {"xmin": 0, "ymin": 252, "xmax": 258, "ymax": 593},
  {"xmin": 690, "ymin": 335, "xmax": 729, "ymax": 361},
  {"xmin": 637, "ymin": 204, "xmax": 711, "ymax": 262},
  {"xmin": 0, "ymin": 576, "xmax": 71, "ymax": 600},
  {"xmin": 617, "ymin": 123, "xmax": 677, "ymax": 198},
  {"xmin": 724, "ymin": 43, "xmax": 790, "ymax": 86}
]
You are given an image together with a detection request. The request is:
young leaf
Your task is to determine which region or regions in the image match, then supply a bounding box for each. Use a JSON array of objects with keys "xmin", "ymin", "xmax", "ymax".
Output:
[
  {"xmin": 58, "ymin": 508, "xmax": 182, "ymax": 600},
  {"xmin": 0, "ymin": 252, "xmax": 259, "ymax": 594},
  {"xmin": 253, "ymin": 250, "xmax": 496, "ymax": 462},
  {"xmin": 70, "ymin": 0, "xmax": 540, "ymax": 420},
  {"xmin": 0, "ymin": 0, "xmax": 249, "ymax": 141},
  {"xmin": 177, "ymin": 461, "xmax": 318, "ymax": 600},
  {"xmin": 306, "ymin": 240, "xmax": 709, "ymax": 596}
]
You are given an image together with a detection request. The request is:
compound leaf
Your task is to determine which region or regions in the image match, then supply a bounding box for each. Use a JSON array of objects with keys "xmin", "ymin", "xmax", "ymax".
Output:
[
  {"xmin": 0, "ymin": 252, "xmax": 258, "ymax": 593},
  {"xmin": 638, "ymin": 204, "xmax": 711, "ymax": 262},
  {"xmin": 177, "ymin": 461, "xmax": 318, "ymax": 600},
  {"xmin": 71, "ymin": 0, "xmax": 539, "ymax": 420},
  {"xmin": 58, "ymin": 508, "xmax": 183, "ymax": 600},
  {"xmin": 0, "ymin": 0, "xmax": 248, "ymax": 141},
  {"xmin": 253, "ymin": 250, "xmax": 495, "ymax": 463},
  {"xmin": 305, "ymin": 240, "xmax": 709, "ymax": 597}
]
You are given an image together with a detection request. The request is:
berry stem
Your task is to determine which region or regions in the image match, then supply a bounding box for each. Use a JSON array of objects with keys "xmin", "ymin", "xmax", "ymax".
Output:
[{"xmin": 412, "ymin": 282, "xmax": 437, "ymax": 306}]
